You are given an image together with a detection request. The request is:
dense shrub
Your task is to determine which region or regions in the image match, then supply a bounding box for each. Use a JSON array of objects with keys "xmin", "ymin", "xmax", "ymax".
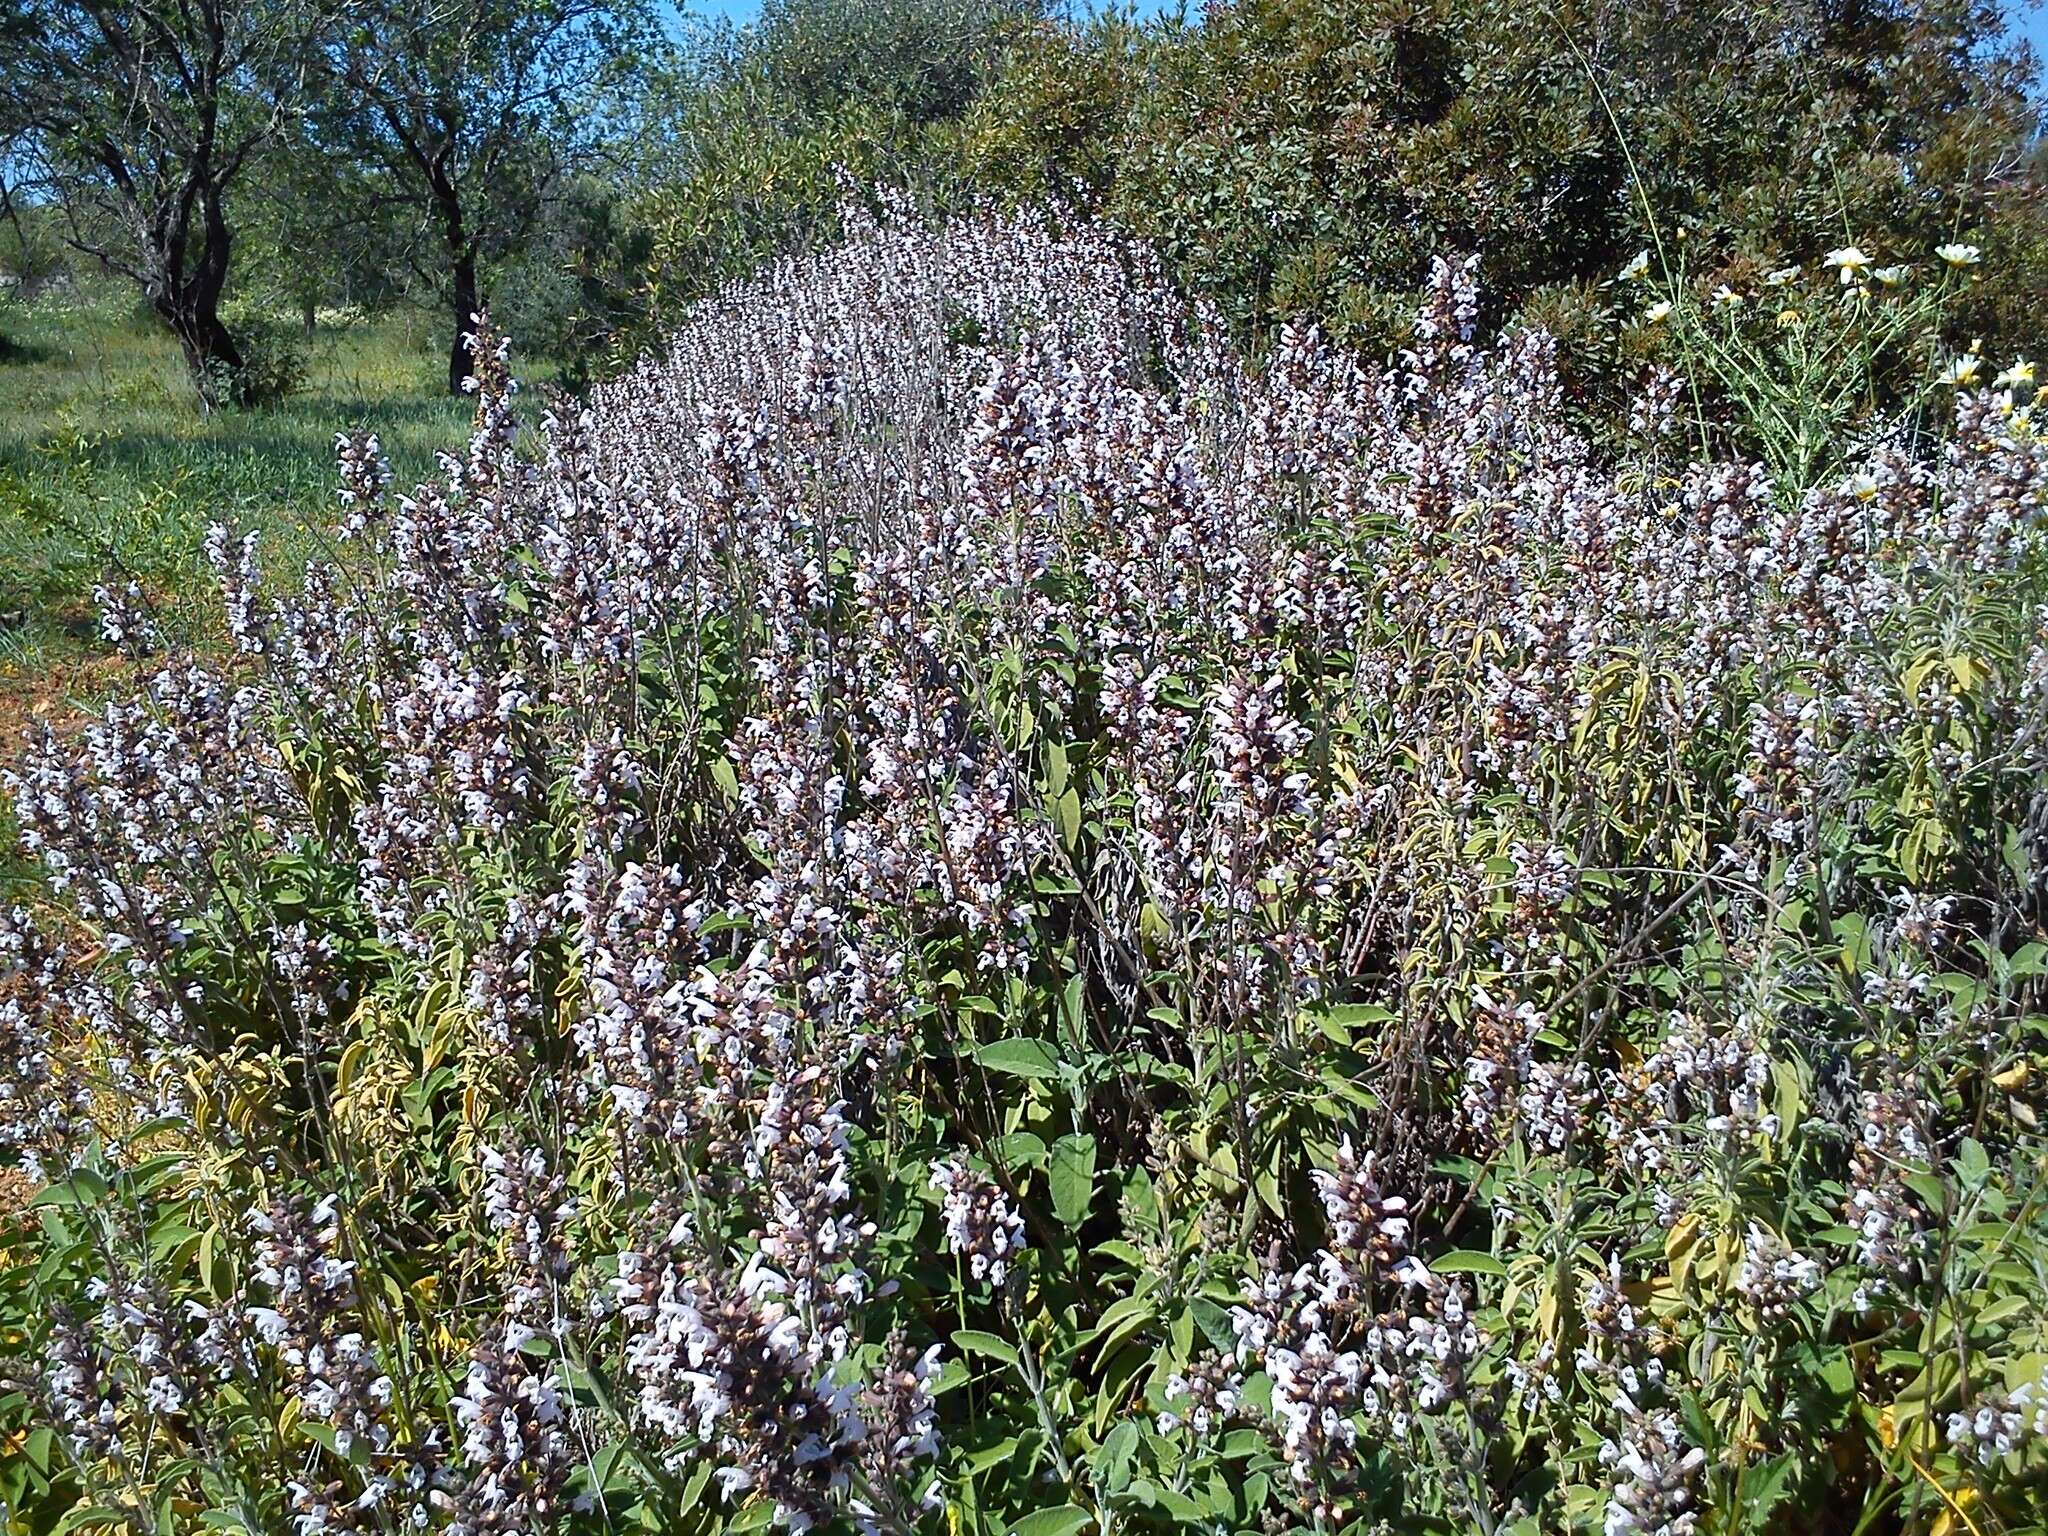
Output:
[
  {"xmin": 953, "ymin": 12, "xmax": 1160, "ymax": 208},
  {"xmin": 629, "ymin": 0, "xmax": 1037, "ymax": 337},
  {"xmin": 631, "ymin": 0, "xmax": 2045, "ymax": 454},
  {"xmin": 753, "ymin": 0, "xmax": 1034, "ymax": 123},
  {"xmin": 962, "ymin": 0, "xmax": 2047, "ymax": 387},
  {"xmin": 4, "ymin": 205, "xmax": 2048, "ymax": 1535},
  {"xmin": 490, "ymin": 181, "xmax": 659, "ymax": 386},
  {"xmin": 217, "ymin": 313, "xmax": 312, "ymax": 407}
]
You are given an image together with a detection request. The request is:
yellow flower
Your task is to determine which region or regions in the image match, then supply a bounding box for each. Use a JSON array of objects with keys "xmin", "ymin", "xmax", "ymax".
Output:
[{"xmin": 1940, "ymin": 355, "xmax": 1983, "ymax": 387}]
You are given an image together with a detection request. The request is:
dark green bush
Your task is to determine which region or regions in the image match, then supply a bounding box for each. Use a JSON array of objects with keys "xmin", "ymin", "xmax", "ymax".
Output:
[
  {"xmin": 756, "ymin": 0, "xmax": 1036, "ymax": 124},
  {"xmin": 224, "ymin": 316, "xmax": 310, "ymax": 407},
  {"xmin": 961, "ymin": 0, "xmax": 2047, "ymax": 378},
  {"xmin": 625, "ymin": 0, "xmax": 1040, "ymax": 342}
]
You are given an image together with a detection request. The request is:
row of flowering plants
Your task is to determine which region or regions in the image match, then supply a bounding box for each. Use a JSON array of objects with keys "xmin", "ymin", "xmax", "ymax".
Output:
[{"xmin": 2, "ymin": 200, "xmax": 2047, "ymax": 1536}]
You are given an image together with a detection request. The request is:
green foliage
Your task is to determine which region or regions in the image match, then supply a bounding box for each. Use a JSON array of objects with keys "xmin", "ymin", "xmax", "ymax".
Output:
[
  {"xmin": 632, "ymin": 75, "xmax": 881, "ymax": 326},
  {"xmin": 953, "ymin": 13, "xmax": 1161, "ymax": 206},
  {"xmin": 0, "ymin": 296, "xmax": 480, "ymax": 745},
  {"xmin": 622, "ymin": 0, "xmax": 2046, "ymax": 446},
  {"xmin": 626, "ymin": 0, "xmax": 1038, "ymax": 343},
  {"xmin": 1617, "ymin": 240, "xmax": 2004, "ymax": 491},
  {"xmin": 960, "ymin": 0, "xmax": 2046, "ymax": 374},
  {"xmin": 210, "ymin": 312, "xmax": 312, "ymax": 408},
  {"xmin": 755, "ymin": 0, "xmax": 1036, "ymax": 124},
  {"xmin": 3, "ymin": 215, "xmax": 2047, "ymax": 1535},
  {"xmin": 313, "ymin": 0, "xmax": 664, "ymax": 390},
  {"xmin": 0, "ymin": 203, "xmax": 72, "ymax": 304},
  {"xmin": 0, "ymin": 0, "xmax": 338, "ymax": 398},
  {"xmin": 234, "ymin": 140, "xmax": 420, "ymax": 323}
]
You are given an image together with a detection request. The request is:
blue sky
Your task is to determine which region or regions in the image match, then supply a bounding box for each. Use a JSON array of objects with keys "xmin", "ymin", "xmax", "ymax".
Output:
[{"xmin": 2017, "ymin": 0, "xmax": 2048, "ymax": 62}]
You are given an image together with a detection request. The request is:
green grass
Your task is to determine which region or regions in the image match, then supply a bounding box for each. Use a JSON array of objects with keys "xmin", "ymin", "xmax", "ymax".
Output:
[
  {"xmin": 0, "ymin": 292, "xmax": 522, "ymax": 894},
  {"xmin": 0, "ymin": 295, "xmax": 494, "ymax": 690}
]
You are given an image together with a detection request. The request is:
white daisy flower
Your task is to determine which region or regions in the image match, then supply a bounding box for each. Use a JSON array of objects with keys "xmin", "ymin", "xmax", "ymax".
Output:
[
  {"xmin": 1993, "ymin": 356, "xmax": 2035, "ymax": 390},
  {"xmin": 1824, "ymin": 246, "xmax": 1872, "ymax": 284}
]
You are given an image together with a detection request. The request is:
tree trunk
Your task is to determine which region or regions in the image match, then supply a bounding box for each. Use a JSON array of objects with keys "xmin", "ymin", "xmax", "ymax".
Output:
[
  {"xmin": 156, "ymin": 183, "xmax": 244, "ymax": 406},
  {"xmin": 166, "ymin": 303, "xmax": 246, "ymax": 387},
  {"xmin": 435, "ymin": 165, "xmax": 481, "ymax": 395},
  {"xmin": 448, "ymin": 249, "xmax": 480, "ymax": 395}
]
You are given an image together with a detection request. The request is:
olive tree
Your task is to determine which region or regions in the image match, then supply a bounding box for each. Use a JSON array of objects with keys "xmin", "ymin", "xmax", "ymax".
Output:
[
  {"xmin": 0, "ymin": 0, "xmax": 337, "ymax": 401},
  {"xmin": 320, "ymin": 0, "xmax": 658, "ymax": 392}
]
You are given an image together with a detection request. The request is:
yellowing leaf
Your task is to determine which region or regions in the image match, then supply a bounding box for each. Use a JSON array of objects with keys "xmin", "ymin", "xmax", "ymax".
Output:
[
  {"xmin": 1664, "ymin": 1212, "xmax": 1701, "ymax": 1260},
  {"xmin": 335, "ymin": 1039, "xmax": 368, "ymax": 1096}
]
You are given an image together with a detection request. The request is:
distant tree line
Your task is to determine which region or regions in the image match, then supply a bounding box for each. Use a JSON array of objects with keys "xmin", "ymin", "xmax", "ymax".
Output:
[
  {"xmin": 0, "ymin": 0, "xmax": 657, "ymax": 401},
  {"xmin": 2, "ymin": 0, "xmax": 2043, "ymax": 406}
]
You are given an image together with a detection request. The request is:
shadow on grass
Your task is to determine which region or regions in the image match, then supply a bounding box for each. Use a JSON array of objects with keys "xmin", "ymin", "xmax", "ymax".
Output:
[
  {"xmin": 73, "ymin": 396, "xmax": 474, "ymax": 500},
  {"xmin": 0, "ymin": 331, "xmax": 57, "ymax": 366}
]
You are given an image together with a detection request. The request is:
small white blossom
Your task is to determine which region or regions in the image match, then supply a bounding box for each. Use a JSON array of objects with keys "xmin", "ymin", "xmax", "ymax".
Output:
[{"xmin": 1824, "ymin": 246, "xmax": 1872, "ymax": 283}]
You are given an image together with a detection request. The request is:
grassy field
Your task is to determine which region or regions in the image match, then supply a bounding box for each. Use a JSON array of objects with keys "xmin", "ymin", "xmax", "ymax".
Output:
[
  {"xmin": 0, "ymin": 296, "xmax": 488, "ymax": 750},
  {"xmin": 0, "ymin": 295, "xmax": 506, "ymax": 896}
]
